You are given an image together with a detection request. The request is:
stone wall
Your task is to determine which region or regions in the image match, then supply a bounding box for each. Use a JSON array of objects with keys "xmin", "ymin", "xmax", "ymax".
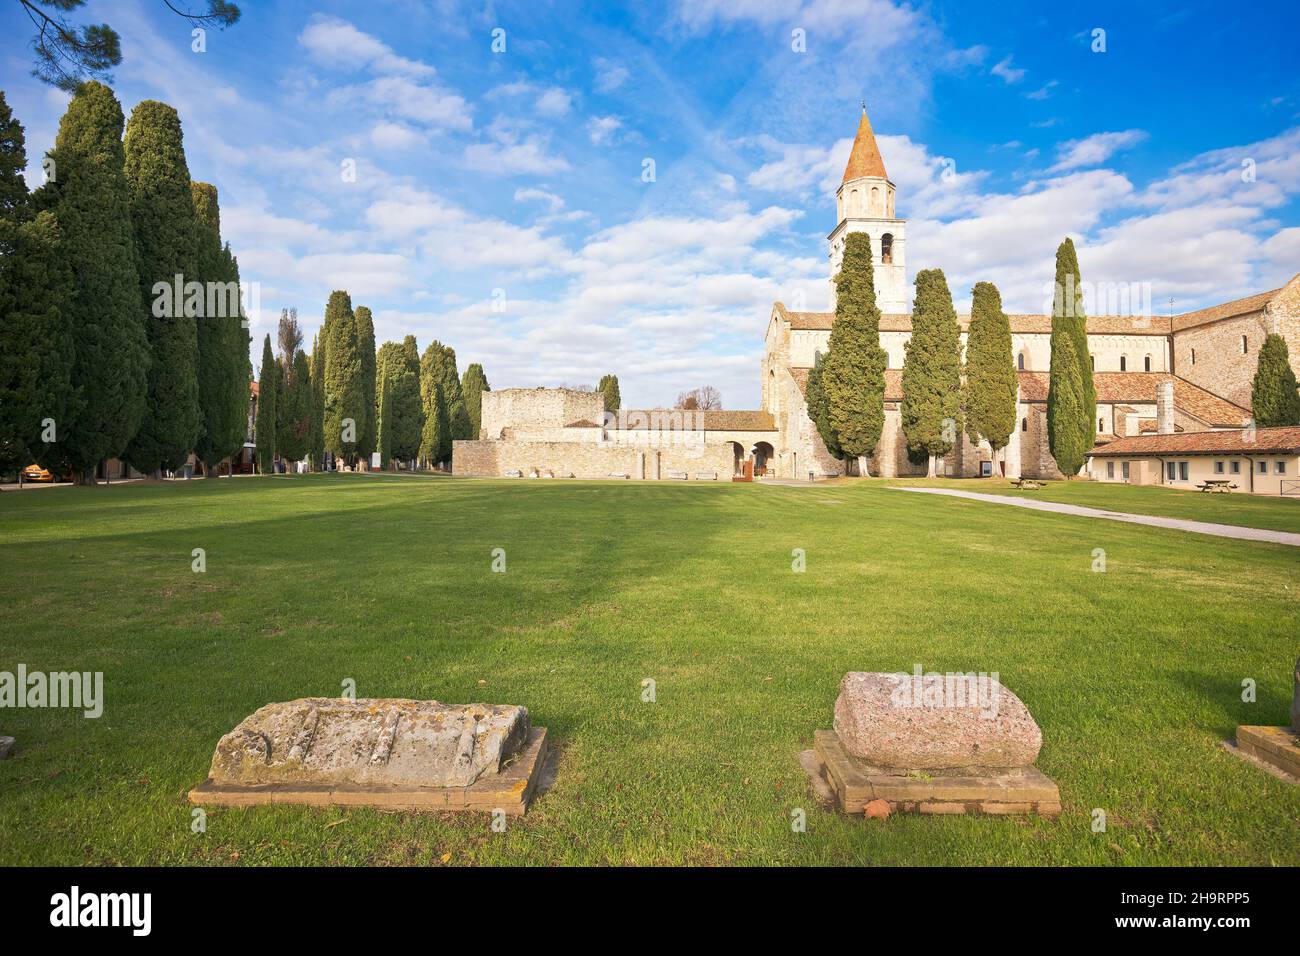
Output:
[
  {"xmin": 1171, "ymin": 311, "xmax": 1271, "ymax": 410},
  {"xmin": 453, "ymin": 439, "xmax": 734, "ymax": 480},
  {"xmin": 479, "ymin": 388, "xmax": 605, "ymax": 442}
]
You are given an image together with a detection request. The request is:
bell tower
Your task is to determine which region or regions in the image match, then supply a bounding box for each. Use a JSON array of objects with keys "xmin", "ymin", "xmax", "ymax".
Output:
[{"xmin": 828, "ymin": 106, "xmax": 908, "ymax": 313}]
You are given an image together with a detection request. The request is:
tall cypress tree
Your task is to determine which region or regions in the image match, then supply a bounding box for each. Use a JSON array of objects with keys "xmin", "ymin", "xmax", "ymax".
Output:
[
  {"xmin": 354, "ymin": 305, "xmax": 377, "ymax": 459},
  {"xmin": 964, "ymin": 281, "xmax": 1018, "ymax": 473},
  {"xmin": 900, "ymin": 268, "xmax": 963, "ymax": 477},
  {"xmin": 322, "ymin": 290, "xmax": 363, "ymax": 464},
  {"xmin": 190, "ymin": 182, "xmax": 248, "ymax": 473},
  {"xmin": 0, "ymin": 92, "xmax": 73, "ymax": 475},
  {"xmin": 308, "ymin": 333, "xmax": 325, "ymax": 469},
  {"xmin": 419, "ymin": 380, "xmax": 449, "ymax": 467},
  {"xmin": 377, "ymin": 340, "xmax": 422, "ymax": 463},
  {"xmin": 822, "ymin": 232, "xmax": 887, "ymax": 476},
  {"xmin": 462, "ymin": 363, "xmax": 490, "ymax": 439},
  {"xmin": 37, "ymin": 80, "xmax": 149, "ymax": 482},
  {"xmin": 123, "ymin": 100, "xmax": 201, "ymax": 475},
  {"xmin": 255, "ymin": 334, "xmax": 276, "ymax": 473},
  {"xmin": 1048, "ymin": 237, "xmax": 1095, "ymax": 462},
  {"xmin": 421, "ymin": 341, "xmax": 467, "ymax": 444},
  {"xmin": 597, "ymin": 373, "xmax": 620, "ymax": 415},
  {"xmin": 277, "ymin": 348, "xmax": 311, "ymax": 465},
  {"xmin": 1046, "ymin": 328, "xmax": 1088, "ymax": 475},
  {"xmin": 1251, "ymin": 333, "xmax": 1300, "ymax": 427},
  {"xmin": 376, "ymin": 369, "xmax": 393, "ymax": 469}
]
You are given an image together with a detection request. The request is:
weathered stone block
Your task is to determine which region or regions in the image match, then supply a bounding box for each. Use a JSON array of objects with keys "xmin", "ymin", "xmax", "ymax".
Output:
[{"xmin": 833, "ymin": 671, "xmax": 1042, "ymax": 769}]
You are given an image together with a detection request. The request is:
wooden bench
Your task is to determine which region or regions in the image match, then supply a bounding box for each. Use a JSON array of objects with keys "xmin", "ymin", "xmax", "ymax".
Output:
[
  {"xmin": 666, "ymin": 470, "xmax": 689, "ymax": 480},
  {"xmin": 693, "ymin": 471, "xmax": 717, "ymax": 481}
]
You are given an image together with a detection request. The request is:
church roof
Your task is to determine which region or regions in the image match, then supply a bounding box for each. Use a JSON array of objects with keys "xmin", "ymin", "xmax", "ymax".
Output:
[
  {"xmin": 1088, "ymin": 426, "xmax": 1300, "ymax": 457},
  {"xmin": 1016, "ymin": 372, "xmax": 1248, "ymax": 426},
  {"xmin": 776, "ymin": 306, "xmax": 1173, "ymax": 335},
  {"xmin": 842, "ymin": 108, "xmax": 889, "ymax": 182}
]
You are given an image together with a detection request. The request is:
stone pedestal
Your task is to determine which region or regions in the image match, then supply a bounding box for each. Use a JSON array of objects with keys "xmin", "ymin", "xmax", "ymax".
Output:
[{"xmin": 1229, "ymin": 725, "xmax": 1300, "ymax": 781}]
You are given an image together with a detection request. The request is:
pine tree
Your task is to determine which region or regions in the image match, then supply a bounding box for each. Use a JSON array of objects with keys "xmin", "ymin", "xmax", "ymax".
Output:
[
  {"xmin": 1045, "ymin": 328, "xmax": 1088, "ymax": 475},
  {"xmin": 354, "ymin": 305, "xmax": 377, "ymax": 458},
  {"xmin": 277, "ymin": 348, "xmax": 311, "ymax": 464},
  {"xmin": 1251, "ymin": 333, "xmax": 1300, "ymax": 427},
  {"xmin": 964, "ymin": 281, "xmax": 1018, "ymax": 473},
  {"xmin": 1048, "ymin": 237, "xmax": 1096, "ymax": 464},
  {"xmin": 36, "ymin": 80, "xmax": 149, "ymax": 482},
  {"xmin": 900, "ymin": 269, "xmax": 963, "ymax": 477},
  {"xmin": 308, "ymin": 334, "xmax": 325, "ymax": 469},
  {"xmin": 598, "ymin": 373, "xmax": 620, "ymax": 416},
  {"xmin": 123, "ymin": 100, "xmax": 201, "ymax": 475},
  {"xmin": 322, "ymin": 290, "xmax": 363, "ymax": 464},
  {"xmin": 821, "ymin": 232, "xmax": 887, "ymax": 475},
  {"xmin": 190, "ymin": 182, "xmax": 248, "ymax": 474},
  {"xmin": 255, "ymin": 335, "xmax": 276, "ymax": 473},
  {"xmin": 462, "ymin": 363, "xmax": 490, "ymax": 439},
  {"xmin": 0, "ymin": 92, "xmax": 73, "ymax": 475},
  {"xmin": 804, "ymin": 360, "xmax": 841, "ymax": 459}
]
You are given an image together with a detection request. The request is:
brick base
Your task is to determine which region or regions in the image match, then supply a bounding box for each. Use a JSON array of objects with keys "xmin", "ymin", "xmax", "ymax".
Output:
[
  {"xmin": 811, "ymin": 729, "xmax": 1061, "ymax": 818},
  {"xmin": 1233, "ymin": 725, "xmax": 1300, "ymax": 780}
]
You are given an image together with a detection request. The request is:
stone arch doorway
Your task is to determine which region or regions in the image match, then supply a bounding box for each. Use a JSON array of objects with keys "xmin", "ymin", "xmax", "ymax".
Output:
[
  {"xmin": 752, "ymin": 441, "xmax": 775, "ymax": 477},
  {"xmin": 728, "ymin": 441, "xmax": 745, "ymax": 476}
]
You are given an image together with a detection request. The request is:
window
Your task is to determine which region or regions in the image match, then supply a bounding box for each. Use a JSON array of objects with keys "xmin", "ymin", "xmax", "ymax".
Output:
[
  {"xmin": 1106, "ymin": 461, "xmax": 1115, "ymax": 479},
  {"xmin": 1214, "ymin": 461, "xmax": 1224, "ymax": 474},
  {"xmin": 870, "ymin": 185, "xmax": 880, "ymax": 214},
  {"xmin": 1230, "ymin": 460, "xmax": 1241, "ymax": 474},
  {"xmin": 1022, "ymin": 417, "xmax": 1028, "ymax": 432},
  {"xmin": 1144, "ymin": 355, "xmax": 1151, "ymax": 372},
  {"xmin": 1120, "ymin": 355, "xmax": 1127, "ymax": 371},
  {"xmin": 1277, "ymin": 461, "xmax": 1287, "ymax": 475},
  {"xmin": 1190, "ymin": 348, "xmax": 1196, "ymax": 365},
  {"xmin": 1017, "ymin": 352, "xmax": 1026, "ymax": 370},
  {"xmin": 1242, "ymin": 334, "xmax": 1248, "ymax": 354},
  {"xmin": 980, "ymin": 460, "xmax": 992, "ymax": 477},
  {"xmin": 1167, "ymin": 461, "xmax": 1177, "ymax": 481},
  {"xmin": 1090, "ymin": 354, "xmax": 1096, "ymax": 369},
  {"xmin": 1179, "ymin": 461, "xmax": 1189, "ymax": 481},
  {"xmin": 881, "ymin": 233, "xmax": 893, "ymax": 264},
  {"xmin": 1121, "ymin": 461, "xmax": 1130, "ymax": 480},
  {"xmin": 1099, "ymin": 417, "xmax": 1105, "ymax": 432},
  {"xmin": 1259, "ymin": 460, "xmax": 1268, "ymax": 474}
]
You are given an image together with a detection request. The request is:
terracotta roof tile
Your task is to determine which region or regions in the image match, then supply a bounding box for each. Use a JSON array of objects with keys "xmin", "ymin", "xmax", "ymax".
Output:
[
  {"xmin": 1015, "ymin": 371, "xmax": 1248, "ymax": 426},
  {"xmin": 618, "ymin": 409, "xmax": 776, "ymax": 432},
  {"xmin": 1171, "ymin": 289, "xmax": 1278, "ymax": 331},
  {"xmin": 1089, "ymin": 426, "xmax": 1300, "ymax": 457},
  {"xmin": 779, "ymin": 307, "xmax": 1171, "ymax": 335}
]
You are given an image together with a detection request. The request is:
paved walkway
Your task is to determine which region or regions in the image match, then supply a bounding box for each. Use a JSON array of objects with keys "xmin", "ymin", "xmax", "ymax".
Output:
[{"xmin": 891, "ymin": 486, "xmax": 1300, "ymax": 547}]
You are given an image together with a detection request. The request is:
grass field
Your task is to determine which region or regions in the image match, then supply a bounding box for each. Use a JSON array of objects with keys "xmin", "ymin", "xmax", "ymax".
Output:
[{"xmin": 1, "ymin": 474, "xmax": 1297, "ymax": 866}]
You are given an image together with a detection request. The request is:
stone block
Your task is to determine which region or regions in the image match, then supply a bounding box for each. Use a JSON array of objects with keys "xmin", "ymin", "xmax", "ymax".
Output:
[{"xmin": 1235, "ymin": 725, "xmax": 1300, "ymax": 778}]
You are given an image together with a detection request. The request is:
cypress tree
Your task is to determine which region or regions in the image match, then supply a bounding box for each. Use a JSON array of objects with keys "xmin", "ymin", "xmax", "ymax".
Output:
[
  {"xmin": 964, "ymin": 281, "xmax": 1018, "ymax": 473},
  {"xmin": 1048, "ymin": 237, "xmax": 1096, "ymax": 456},
  {"xmin": 804, "ymin": 360, "xmax": 841, "ymax": 459},
  {"xmin": 377, "ymin": 340, "xmax": 422, "ymax": 463},
  {"xmin": 255, "ymin": 334, "xmax": 276, "ymax": 473},
  {"xmin": 123, "ymin": 100, "xmax": 201, "ymax": 475},
  {"xmin": 277, "ymin": 348, "xmax": 311, "ymax": 465},
  {"xmin": 0, "ymin": 93, "xmax": 73, "ymax": 475},
  {"xmin": 900, "ymin": 268, "xmax": 963, "ymax": 477},
  {"xmin": 1045, "ymin": 328, "xmax": 1088, "ymax": 475},
  {"xmin": 354, "ymin": 305, "xmax": 377, "ymax": 458},
  {"xmin": 597, "ymin": 373, "xmax": 620, "ymax": 415},
  {"xmin": 37, "ymin": 80, "xmax": 149, "ymax": 482},
  {"xmin": 420, "ymin": 341, "xmax": 467, "ymax": 445},
  {"xmin": 376, "ymin": 369, "xmax": 393, "ymax": 469},
  {"xmin": 308, "ymin": 333, "xmax": 325, "ymax": 469},
  {"xmin": 190, "ymin": 182, "xmax": 249, "ymax": 473},
  {"xmin": 419, "ymin": 380, "xmax": 449, "ymax": 467},
  {"xmin": 462, "ymin": 363, "xmax": 490, "ymax": 439},
  {"xmin": 1251, "ymin": 333, "xmax": 1300, "ymax": 427},
  {"xmin": 322, "ymin": 290, "xmax": 363, "ymax": 464},
  {"xmin": 821, "ymin": 232, "xmax": 887, "ymax": 475}
]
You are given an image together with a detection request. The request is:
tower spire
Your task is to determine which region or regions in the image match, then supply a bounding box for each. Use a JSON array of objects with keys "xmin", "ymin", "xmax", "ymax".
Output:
[{"xmin": 842, "ymin": 104, "xmax": 888, "ymax": 183}]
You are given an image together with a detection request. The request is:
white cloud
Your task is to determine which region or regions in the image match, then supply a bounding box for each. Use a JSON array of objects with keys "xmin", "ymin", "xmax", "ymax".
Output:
[
  {"xmin": 535, "ymin": 88, "xmax": 572, "ymax": 117},
  {"xmin": 587, "ymin": 115, "xmax": 622, "ymax": 146},
  {"xmin": 593, "ymin": 57, "xmax": 630, "ymax": 92},
  {"xmin": 990, "ymin": 55, "xmax": 1025, "ymax": 84},
  {"xmin": 1048, "ymin": 130, "xmax": 1148, "ymax": 173},
  {"xmin": 515, "ymin": 188, "xmax": 566, "ymax": 212},
  {"xmin": 298, "ymin": 17, "xmax": 434, "ymax": 76},
  {"xmin": 370, "ymin": 121, "xmax": 424, "ymax": 151},
  {"xmin": 464, "ymin": 122, "xmax": 571, "ymax": 176}
]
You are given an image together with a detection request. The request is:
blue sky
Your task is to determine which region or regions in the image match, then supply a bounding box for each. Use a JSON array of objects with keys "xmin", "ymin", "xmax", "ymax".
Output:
[{"xmin": 3, "ymin": 0, "xmax": 1299, "ymax": 408}]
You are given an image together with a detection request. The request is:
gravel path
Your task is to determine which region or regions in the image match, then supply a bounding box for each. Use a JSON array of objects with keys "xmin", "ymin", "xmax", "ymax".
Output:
[{"xmin": 891, "ymin": 486, "xmax": 1300, "ymax": 547}]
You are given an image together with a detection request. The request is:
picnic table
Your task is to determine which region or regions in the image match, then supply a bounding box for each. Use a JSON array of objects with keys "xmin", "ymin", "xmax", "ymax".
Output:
[
  {"xmin": 1197, "ymin": 479, "xmax": 1237, "ymax": 492},
  {"xmin": 1010, "ymin": 477, "xmax": 1043, "ymax": 490}
]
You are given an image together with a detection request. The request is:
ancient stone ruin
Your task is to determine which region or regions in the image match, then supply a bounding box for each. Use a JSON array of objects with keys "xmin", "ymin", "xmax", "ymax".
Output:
[
  {"xmin": 190, "ymin": 698, "xmax": 548, "ymax": 814},
  {"xmin": 806, "ymin": 671, "xmax": 1061, "ymax": 817},
  {"xmin": 1225, "ymin": 658, "xmax": 1300, "ymax": 782}
]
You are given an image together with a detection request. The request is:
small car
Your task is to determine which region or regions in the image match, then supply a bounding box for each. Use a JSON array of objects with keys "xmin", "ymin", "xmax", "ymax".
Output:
[{"xmin": 21, "ymin": 463, "xmax": 53, "ymax": 482}]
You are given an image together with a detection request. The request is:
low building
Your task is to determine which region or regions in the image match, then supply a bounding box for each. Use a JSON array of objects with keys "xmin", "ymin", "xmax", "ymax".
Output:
[{"xmin": 1086, "ymin": 426, "xmax": 1300, "ymax": 495}]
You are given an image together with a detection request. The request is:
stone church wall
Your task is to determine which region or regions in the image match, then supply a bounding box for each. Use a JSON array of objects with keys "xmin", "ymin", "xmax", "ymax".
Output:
[{"xmin": 453, "ymin": 439, "xmax": 734, "ymax": 480}]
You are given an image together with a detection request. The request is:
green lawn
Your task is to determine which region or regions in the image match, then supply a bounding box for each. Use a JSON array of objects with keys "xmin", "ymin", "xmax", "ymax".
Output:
[
  {"xmin": 892, "ymin": 476, "xmax": 1300, "ymax": 534},
  {"xmin": 1, "ymin": 474, "xmax": 1297, "ymax": 866}
]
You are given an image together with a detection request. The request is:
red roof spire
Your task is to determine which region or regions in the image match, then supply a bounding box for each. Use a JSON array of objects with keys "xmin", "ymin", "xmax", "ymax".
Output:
[{"xmin": 842, "ymin": 105, "xmax": 888, "ymax": 182}]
